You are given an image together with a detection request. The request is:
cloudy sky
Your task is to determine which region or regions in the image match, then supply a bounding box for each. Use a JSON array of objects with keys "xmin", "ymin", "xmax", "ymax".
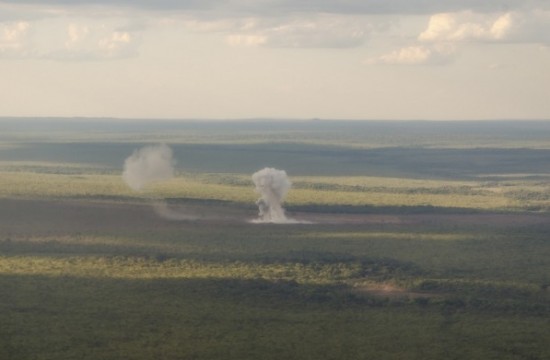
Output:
[{"xmin": 1, "ymin": 0, "xmax": 549, "ymax": 120}]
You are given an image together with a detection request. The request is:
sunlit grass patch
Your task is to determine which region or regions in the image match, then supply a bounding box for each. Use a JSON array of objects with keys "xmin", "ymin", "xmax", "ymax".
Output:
[
  {"xmin": 0, "ymin": 256, "xmax": 362, "ymax": 284},
  {"xmin": 0, "ymin": 161, "xmax": 105, "ymax": 174},
  {"xmin": 0, "ymin": 172, "xmax": 136, "ymax": 199},
  {"xmin": 2, "ymin": 234, "xmax": 196, "ymax": 256},
  {"xmin": 0, "ymin": 170, "xmax": 546, "ymax": 211},
  {"xmin": 287, "ymin": 188, "xmax": 516, "ymax": 209},
  {"xmin": 300, "ymin": 232, "xmax": 471, "ymax": 242},
  {"xmin": 293, "ymin": 175, "xmax": 475, "ymax": 189}
]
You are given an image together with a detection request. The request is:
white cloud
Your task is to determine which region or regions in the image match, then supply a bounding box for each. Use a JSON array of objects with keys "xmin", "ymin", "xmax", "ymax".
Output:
[
  {"xmin": 0, "ymin": 21, "xmax": 30, "ymax": 55},
  {"xmin": 380, "ymin": 46, "xmax": 431, "ymax": 64},
  {"xmin": 226, "ymin": 34, "xmax": 266, "ymax": 46},
  {"xmin": 56, "ymin": 23, "xmax": 140, "ymax": 60},
  {"xmin": 65, "ymin": 28, "xmax": 139, "ymax": 59},
  {"xmin": 99, "ymin": 31, "xmax": 131, "ymax": 50},
  {"xmin": 418, "ymin": 13, "xmax": 455, "ymax": 41},
  {"xmin": 65, "ymin": 23, "xmax": 89, "ymax": 47},
  {"xmin": 225, "ymin": 15, "xmax": 373, "ymax": 48},
  {"xmin": 3, "ymin": 21, "xmax": 29, "ymax": 41},
  {"xmin": 369, "ymin": 43, "xmax": 456, "ymax": 65},
  {"xmin": 177, "ymin": 14, "xmax": 375, "ymax": 49},
  {"xmin": 419, "ymin": 12, "xmax": 514, "ymax": 42},
  {"xmin": 371, "ymin": 9, "xmax": 550, "ymax": 66},
  {"xmin": 0, "ymin": 16, "xmax": 142, "ymax": 60},
  {"xmin": 490, "ymin": 13, "xmax": 513, "ymax": 39},
  {"xmin": 419, "ymin": 10, "xmax": 550, "ymax": 44}
]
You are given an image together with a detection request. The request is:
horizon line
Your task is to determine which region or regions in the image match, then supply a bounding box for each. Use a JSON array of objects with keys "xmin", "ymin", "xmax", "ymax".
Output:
[{"xmin": 1, "ymin": 116, "xmax": 550, "ymax": 122}]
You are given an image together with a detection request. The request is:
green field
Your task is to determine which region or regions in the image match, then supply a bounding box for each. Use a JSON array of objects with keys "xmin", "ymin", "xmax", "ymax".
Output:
[{"xmin": 1, "ymin": 119, "xmax": 550, "ymax": 359}]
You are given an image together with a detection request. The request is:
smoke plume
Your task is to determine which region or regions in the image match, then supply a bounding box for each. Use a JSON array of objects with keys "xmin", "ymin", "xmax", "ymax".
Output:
[
  {"xmin": 152, "ymin": 201, "xmax": 197, "ymax": 221},
  {"xmin": 252, "ymin": 167, "xmax": 293, "ymax": 223},
  {"xmin": 122, "ymin": 144, "xmax": 174, "ymax": 191},
  {"xmin": 122, "ymin": 144, "xmax": 197, "ymax": 221}
]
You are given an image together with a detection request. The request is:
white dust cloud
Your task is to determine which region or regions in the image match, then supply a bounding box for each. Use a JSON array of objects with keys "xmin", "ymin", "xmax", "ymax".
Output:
[
  {"xmin": 122, "ymin": 144, "xmax": 197, "ymax": 221},
  {"xmin": 251, "ymin": 167, "xmax": 305, "ymax": 224},
  {"xmin": 122, "ymin": 147, "xmax": 310, "ymax": 224},
  {"xmin": 122, "ymin": 144, "xmax": 174, "ymax": 191}
]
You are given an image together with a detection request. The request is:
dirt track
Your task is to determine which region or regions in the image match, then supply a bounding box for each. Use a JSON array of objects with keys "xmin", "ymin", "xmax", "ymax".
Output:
[{"xmin": 0, "ymin": 198, "xmax": 548, "ymax": 236}]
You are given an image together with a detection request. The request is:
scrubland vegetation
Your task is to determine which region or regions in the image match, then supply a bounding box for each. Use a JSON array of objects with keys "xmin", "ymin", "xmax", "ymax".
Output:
[
  {"xmin": 2, "ymin": 170, "xmax": 550, "ymax": 212},
  {"xmin": 1, "ymin": 119, "xmax": 550, "ymax": 359}
]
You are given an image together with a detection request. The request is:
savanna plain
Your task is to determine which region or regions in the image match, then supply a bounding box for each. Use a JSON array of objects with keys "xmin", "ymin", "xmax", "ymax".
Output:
[{"xmin": 1, "ymin": 119, "xmax": 550, "ymax": 360}]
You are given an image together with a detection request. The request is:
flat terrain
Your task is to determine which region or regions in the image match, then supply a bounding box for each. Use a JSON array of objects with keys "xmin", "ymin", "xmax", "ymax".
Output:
[
  {"xmin": 2, "ymin": 198, "xmax": 550, "ymax": 360},
  {"xmin": 1, "ymin": 119, "xmax": 550, "ymax": 359},
  {"xmin": 2, "ymin": 198, "xmax": 550, "ymax": 232}
]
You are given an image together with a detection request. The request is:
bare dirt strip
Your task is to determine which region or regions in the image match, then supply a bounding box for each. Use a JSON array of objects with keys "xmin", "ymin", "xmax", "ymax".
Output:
[{"xmin": 1, "ymin": 198, "xmax": 548, "ymax": 236}]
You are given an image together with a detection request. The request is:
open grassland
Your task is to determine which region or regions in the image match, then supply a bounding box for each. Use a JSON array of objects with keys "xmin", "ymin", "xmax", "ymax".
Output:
[
  {"xmin": 0, "ymin": 170, "xmax": 549, "ymax": 211},
  {"xmin": 1, "ymin": 120, "xmax": 550, "ymax": 359},
  {"xmin": 2, "ymin": 170, "xmax": 550, "ymax": 211}
]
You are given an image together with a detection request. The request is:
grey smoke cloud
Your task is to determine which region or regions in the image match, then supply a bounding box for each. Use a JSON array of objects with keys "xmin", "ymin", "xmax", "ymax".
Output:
[
  {"xmin": 122, "ymin": 144, "xmax": 199, "ymax": 221},
  {"xmin": 121, "ymin": 148, "xmax": 308, "ymax": 223},
  {"xmin": 122, "ymin": 143, "xmax": 174, "ymax": 191},
  {"xmin": 252, "ymin": 167, "xmax": 292, "ymax": 223}
]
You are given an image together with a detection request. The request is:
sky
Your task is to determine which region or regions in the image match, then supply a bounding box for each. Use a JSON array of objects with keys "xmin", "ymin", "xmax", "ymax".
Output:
[{"xmin": 0, "ymin": 0, "xmax": 549, "ymax": 120}]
